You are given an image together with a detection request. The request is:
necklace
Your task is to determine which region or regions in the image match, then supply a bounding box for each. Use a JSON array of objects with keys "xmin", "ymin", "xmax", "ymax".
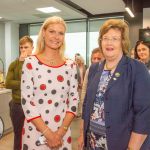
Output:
[
  {"xmin": 46, "ymin": 59, "xmax": 56, "ymax": 65},
  {"xmin": 105, "ymin": 63, "xmax": 117, "ymax": 70}
]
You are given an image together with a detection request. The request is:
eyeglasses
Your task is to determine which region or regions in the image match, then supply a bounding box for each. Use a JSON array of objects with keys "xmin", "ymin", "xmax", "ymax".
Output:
[{"xmin": 101, "ymin": 36, "xmax": 121, "ymax": 43}]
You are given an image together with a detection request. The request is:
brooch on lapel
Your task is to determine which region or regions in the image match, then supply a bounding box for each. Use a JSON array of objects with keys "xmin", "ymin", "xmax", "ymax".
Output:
[{"xmin": 113, "ymin": 72, "xmax": 120, "ymax": 81}]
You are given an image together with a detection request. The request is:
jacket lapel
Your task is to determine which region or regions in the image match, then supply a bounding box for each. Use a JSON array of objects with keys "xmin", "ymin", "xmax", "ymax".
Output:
[{"xmin": 106, "ymin": 55, "xmax": 128, "ymax": 92}]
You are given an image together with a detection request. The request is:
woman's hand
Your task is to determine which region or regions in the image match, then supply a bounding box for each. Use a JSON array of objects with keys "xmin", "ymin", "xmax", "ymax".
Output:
[
  {"xmin": 78, "ymin": 133, "xmax": 84, "ymax": 150},
  {"xmin": 45, "ymin": 130, "xmax": 63, "ymax": 149}
]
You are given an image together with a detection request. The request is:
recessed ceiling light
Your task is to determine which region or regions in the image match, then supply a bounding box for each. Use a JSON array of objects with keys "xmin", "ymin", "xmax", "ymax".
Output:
[
  {"xmin": 0, "ymin": 17, "xmax": 3, "ymax": 19},
  {"xmin": 36, "ymin": 7, "xmax": 61, "ymax": 13}
]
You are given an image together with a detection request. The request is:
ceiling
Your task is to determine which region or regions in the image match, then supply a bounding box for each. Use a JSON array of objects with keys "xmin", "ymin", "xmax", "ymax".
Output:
[{"xmin": 0, "ymin": 0, "xmax": 149, "ymax": 24}]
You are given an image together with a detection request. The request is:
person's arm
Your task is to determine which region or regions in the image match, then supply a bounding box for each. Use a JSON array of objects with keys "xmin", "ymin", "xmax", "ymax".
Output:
[
  {"xmin": 128, "ymin": 132, "xmax": 147, "ymax": 150},
  {"xmin": 80, "ymin": 69, "xmax": 89, "ymax": 105},
  {"xmin": 57, "ymin": 62, "xmax": 79, "ymax": 137},
  {"xmin": 78, "ymin": 119, "xmax": 84, "ymax": 150},
  {"xmin": 5, "ymin": 60, "xmax": 20, "ymax": 89},
  {"xmin": 129, "ymin": 62, "xmax": 150, "ymax": 149},
  {"xmin": 56, "ymin": 112, "xmax": 75, "ymax": 137}
]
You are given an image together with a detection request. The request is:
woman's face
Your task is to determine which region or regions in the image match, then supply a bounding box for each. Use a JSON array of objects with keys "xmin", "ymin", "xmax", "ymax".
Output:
[
  {"xmin": 101, "ymin": 28, "xmax": 123, "ymax": 61},
  {"xmin": 42, "ymin": 23, "xmax": 65, "ymax": 50},
  {"xmin": 137, "ymin": 43, "xmax": 150, "ymax": 61}
]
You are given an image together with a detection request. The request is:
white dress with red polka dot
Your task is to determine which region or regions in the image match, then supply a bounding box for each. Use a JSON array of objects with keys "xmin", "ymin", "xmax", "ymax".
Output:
[{"xmin": 21, "ymin": 55, "xmax": 79, "ymax": 150}]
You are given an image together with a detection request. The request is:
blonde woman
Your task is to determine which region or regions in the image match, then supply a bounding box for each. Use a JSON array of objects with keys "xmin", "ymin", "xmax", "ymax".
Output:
[{"xmin": 21, "ymin": 16, "xmax": 79, "ymax": 150}]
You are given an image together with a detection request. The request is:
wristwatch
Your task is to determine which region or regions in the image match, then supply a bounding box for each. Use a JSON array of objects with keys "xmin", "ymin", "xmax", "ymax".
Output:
[{"xmin": 63, "ymin": 126, "xmax": 68, "ymax": 131}]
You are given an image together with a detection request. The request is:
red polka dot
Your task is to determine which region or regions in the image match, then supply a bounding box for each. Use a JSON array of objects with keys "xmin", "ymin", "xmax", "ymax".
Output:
[
  {"xmin": 30, "ymin": 101, "xmax": 35, "ymax": 106},
  {"xmin": 40, "ymin": 84, "xmax": 46, "ymax": 90},
  {"xmin": 22, "ymin": 128, "xmax": 25, "ymax": 135},
  {"xmin": 67, "ymin": 136, "xmax": 72, "ymax": 144},
  {"xmin": 54, "ymin": 115, "xmax": 60, "ymax": 122},
  {"xmin": 26, "ymin": 63, "xmax": 32, "ymax": 70},
  {"xmin": 48, "ymin": 100, "xmax": 52, "ymax": 104},
  {"xmin": 66, "ymin": 99, "xmax": 69, "ymax": 104},
  {"xmin": 57, "ymin": 75, "xmax": 64, "ymax": 82}
]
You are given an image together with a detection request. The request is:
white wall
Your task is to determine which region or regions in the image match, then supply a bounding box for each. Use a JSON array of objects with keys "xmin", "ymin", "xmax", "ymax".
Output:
[
  {"xmin": 0, "ymin": 23, "xmax": 5, "ymax": 74},
  {"xmin": 143, "ymin": 8, "xmax": 150, "ymax": 28},
  {"xmin": 0, "ymin": 22, "xmax": 19, "ymax": 75}
]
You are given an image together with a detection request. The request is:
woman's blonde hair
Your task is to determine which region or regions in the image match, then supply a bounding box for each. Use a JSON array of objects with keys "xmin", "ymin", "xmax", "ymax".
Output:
[
  {"xmin": 34, "ymin": 16, "xmax": 66, "ymax": 58},
  {"xmin": 98, "ymin": 19, "xmax": 130, "ymax": 55}
]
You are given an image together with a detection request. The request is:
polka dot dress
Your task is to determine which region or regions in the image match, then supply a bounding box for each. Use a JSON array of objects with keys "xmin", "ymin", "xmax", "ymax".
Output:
[{"xmin": 21, "ymin": 56, "xmax": 79, "ymax": 150}]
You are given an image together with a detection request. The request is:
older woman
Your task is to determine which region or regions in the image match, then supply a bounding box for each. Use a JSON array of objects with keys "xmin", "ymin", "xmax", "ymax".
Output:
[
  {"xmin": 134, "ymin": 40, "xmax": 150, "ymax": 70},
  {"xmin": 21, "ymin": 16, "xmax": 79, "ymax": 150},
  {"xmin": 80, "ymin": 19, "xmax": 150, "ymax": 150}
]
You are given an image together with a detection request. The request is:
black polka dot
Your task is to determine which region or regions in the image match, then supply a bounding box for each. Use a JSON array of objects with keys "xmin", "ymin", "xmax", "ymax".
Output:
[
  {"xmin": 22, "ymin": 98, "xmax": 26, "ymax": 105},
  {"xmin": 44, "ymin": 93, "xmax": 47, "ymax": 96},
  {"xmin": 35, "ymin": 140, "xmax": 40, "ymax": 146},
  {"xmin": 39, "ymin": 99, "xmax": 44, "ymax": 104},
  {"xmin": 26, "ymin": 86, "xmax": 30, "ymax": 89},
  {"xmin": 51, "ymin": 89, "xmax": 56, "ymax": 94},
  {"xmin": 71, "ymin": 106, "xmax": 76, "ymax": 112},
  {"xmin": 47, "ymin": 70, "xmax": 51, "ymax": 73},
  {"xmin": 62, "ymin": 87, "xmax": 64, "ymax": 89},
  {"xmin": 75, "ymin": 74, "xmax": 78, "ymax": 79},
  {"xmin": 73, "ymin": 85, "xmax": 75, "ymax": 88},
  {"xmin": 48, "ymin": 80, "xmax": 52, "ymax": 83},
  {"xmin": 23, "ymin": 144, "xmax": 28, "ymax": 150},
  {"xmin": 27, "ymin": 135, "xmax": 30, "ymax": 138},
  {"xmin": 60, "ymin": 95, "xmax": 63, "ymax": 98},
  {"xmin": 22, "ymin": 80, "xmax": 25, "ymax": 83},
  {"xmin": 26, "ymin": 110, "xmax": 30, "ymax": 114},
  {"xmin": 36, "ymin": 68, "xmax": 39, "ymax": 71},
  {"xmin": 45, "ymin": 110, "xmax": 49, "ymax": 114},
  {"xmin": 28, "ymin": 126, "xmax": 33, "ymax": 131},
  {"xmin": 63, "ymin": 147, "xmax": 68, "ymax": 150},
  {"xmin": 45, "ymin": 121, "xmax": 49, "ymax": 125},
  {"xmin": 67, "ymin": 80, "xmax": 70, "ymax": 86},
  {"xmin": 65, "ymin": 71, "xmax": 68, "ymax": 74},
  {"xmin": 38, "ymin": 61, "xmax": 42, "ymax": 65},
  {"xmin": 34, "ymin": 87, "xmax": 37, "ymax": 90},
  {"xmin": 31, "ymin": 77, "xmax": 34, "ymax": 82},
  {"xmin": 54, "ymin": 102, "xmax": 59, "ymax": 107},
  {"xmin": 70, "ymin": 92, "xmax": 74, "ymax": 96},
  {"xmin": 38, "ymin": 75, "xmax": 41, "ymax": 79},
  {"xmin": 27, "ymin": 95, "xmax": 30, "ymax": 98}
]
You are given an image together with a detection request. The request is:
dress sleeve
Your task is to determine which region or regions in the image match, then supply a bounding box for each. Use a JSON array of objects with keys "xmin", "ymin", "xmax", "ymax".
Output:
[
  {"xmin": 21, "ymin": 58, "xmax": 40, "ymax": 122},
  {"xmin": 66, "ymin": 63, "xmax": 79, "ymax": 116},
  {"xmin": 133, "ymin": 63, "xmax": 150, "ymax": 134}
]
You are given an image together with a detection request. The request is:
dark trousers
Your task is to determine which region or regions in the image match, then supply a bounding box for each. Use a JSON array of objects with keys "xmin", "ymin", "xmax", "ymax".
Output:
[{"xmin": 9, "ymin": 100, "xmax": 25, "ymax": 150}]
